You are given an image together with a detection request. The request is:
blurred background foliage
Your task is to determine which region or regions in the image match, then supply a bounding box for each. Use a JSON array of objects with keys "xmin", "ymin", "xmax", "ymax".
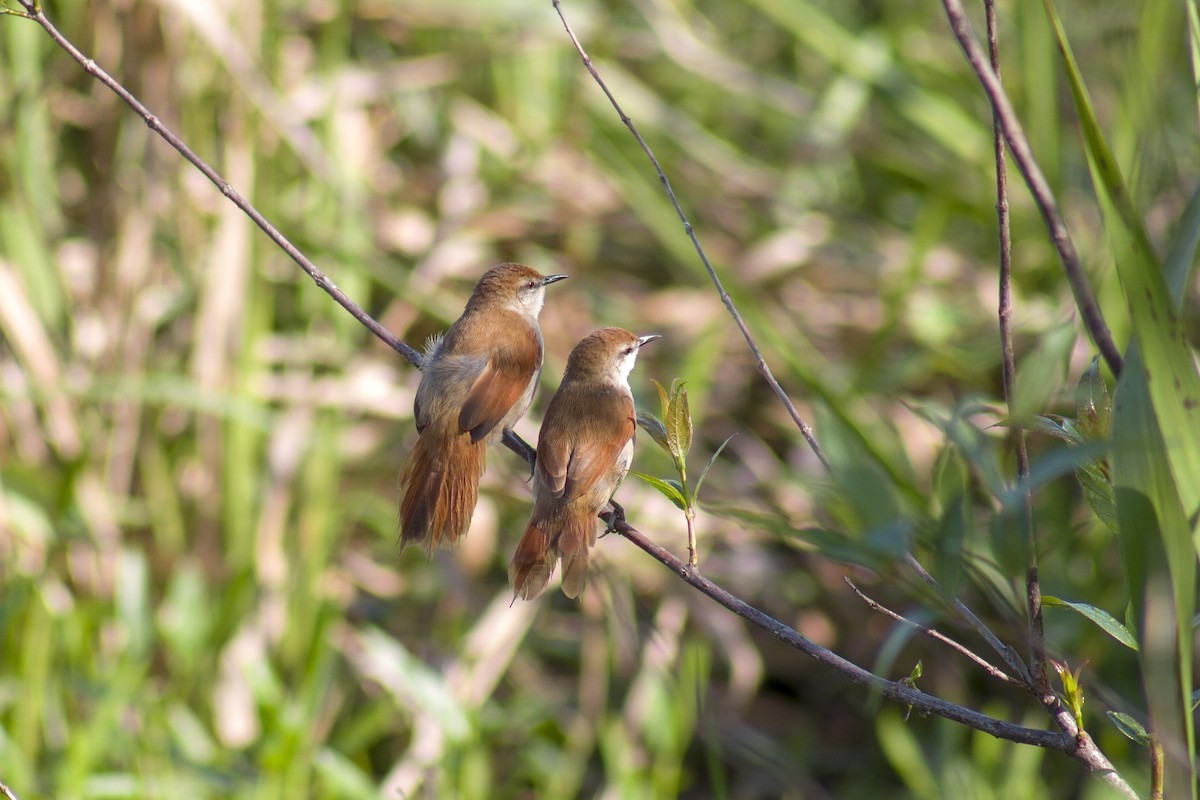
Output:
[{"xmin": 0, "ymin": 0, "xmax": 1196, "ymax": 797}]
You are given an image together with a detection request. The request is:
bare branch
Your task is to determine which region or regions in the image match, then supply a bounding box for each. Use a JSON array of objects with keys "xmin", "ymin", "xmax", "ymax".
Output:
[
  {"xmin": 551, "ymin": 0, "xmax": 831, "ymax": 473},
  {"xmin": 939, "ymin": 0, "xmax": 1123, "ymax": 378},
  {"xmin": 8, "ymin": 3, "xmax": 1138, "ymax": 795},
  {"xmin": 11, "ymin": 0, "xmax": 421, "ymax": 370},
  {"xmin": 614, "ymin": 518, "xmax": 1138, "ymax": 798},
  {"xmin": 904, "ymin": 554, "xmax": 1032, "ymax": 687},
  {"xmin": 611, "ymin": 517, "xmax": 1064, "ymax": 748},
  {"xmin": 846, "ymin": 577, "xmax": 1025, "ymax": 687}
]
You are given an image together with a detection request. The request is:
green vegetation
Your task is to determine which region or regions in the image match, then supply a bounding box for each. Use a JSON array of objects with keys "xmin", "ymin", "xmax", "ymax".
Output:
[{"xmin": 0, "ymin": 0, "xmax": 1196, "ymax": 797}]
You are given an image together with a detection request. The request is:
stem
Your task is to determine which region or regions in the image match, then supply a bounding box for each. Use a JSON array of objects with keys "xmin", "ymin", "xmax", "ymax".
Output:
[
  {"xmin": 939, "ymin": 0, "xmax": 1123, "ymax": 378},
  {"xmin": 12, "ymin": 0, "xmax": 421, "ymax": 370},
  {"xmin": 551, "ymin": 0, "xmax": 831, "ymax": 472},
  {"xmin": 981, "ymin": 0, "xmax": 1048, "ymax": 700},
  {"xmin": 613, "ymin": 517, "xmax": 1139, "ymax": 799},
  {"xmin": 684, "ymin": 507, "xmax": 698, "ymax": 567}
]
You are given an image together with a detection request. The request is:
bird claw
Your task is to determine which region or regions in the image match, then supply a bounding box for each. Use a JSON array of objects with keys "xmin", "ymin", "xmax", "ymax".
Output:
[{"xmin": 600, "ymin": 499, "xmax": 627, "ymax": 536}]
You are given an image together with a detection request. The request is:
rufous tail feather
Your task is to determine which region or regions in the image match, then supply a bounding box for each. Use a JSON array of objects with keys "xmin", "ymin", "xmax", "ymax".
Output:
[
  {"xmin": 508, "ymin": 520, "xmax": 555, "ymax": 600},
  {"xmin": 399, "ymin": 431, "xmax": 486, "ymax": 553},
  {"xmin": 509, "ymin": 513, "xmax": 593, "ymax": 600}
]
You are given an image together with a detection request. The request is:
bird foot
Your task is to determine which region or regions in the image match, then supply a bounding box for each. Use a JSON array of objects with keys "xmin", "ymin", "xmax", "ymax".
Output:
[{"xmin": 600, "ymin": 500, "xmax": 627, "ymax": 536}]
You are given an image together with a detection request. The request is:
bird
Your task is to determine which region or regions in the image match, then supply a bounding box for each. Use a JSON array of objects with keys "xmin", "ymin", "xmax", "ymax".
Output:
[
  {"xmin": 399, "ymin": 263, "xmax": 567, "ymax": 554},
  {"xmin": 509, "ymin": 327, "xmax": 660, "ymax": 600}
]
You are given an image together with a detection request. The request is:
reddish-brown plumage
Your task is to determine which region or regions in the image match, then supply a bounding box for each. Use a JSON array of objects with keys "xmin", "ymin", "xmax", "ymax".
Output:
[
  {"xmin": 509, "ymin": 327, "xmax": 659, "ymax": 599},
  {"xmin": 399, "ymin": 263, "xmax": 566, "ymax": 554}
]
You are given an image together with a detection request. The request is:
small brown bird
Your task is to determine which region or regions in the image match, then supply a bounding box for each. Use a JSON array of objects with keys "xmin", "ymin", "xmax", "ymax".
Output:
[
  {"xmin": 509, "ymin": 327, "xmax": 660, "ymax": 600},
  {"xmin": 399, "ymin": 263, "xmax": 567, "ymax": 554}
]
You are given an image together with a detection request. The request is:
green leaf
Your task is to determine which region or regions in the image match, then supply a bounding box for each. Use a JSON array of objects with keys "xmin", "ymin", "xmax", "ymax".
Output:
[
  {"xmin": 1031, "ymin": 415, "xmax": 1078, "ymax": 444},
  {"xmin": 1011, "ymin": 322, "xmax": 1074, "ymax": 424},
  {"xmin": 636, "ymin": 411, "xmax": 671, "ymax": 454},
  {"xmin": 1075, "ymin": 452, "xmax": 1117, "ymax": 533},
  {"xmin": 1052, "ymin": 659, "xmax": 1085, "ymax": 732},
  {"xmin": 1075, "ymin": 357, "xmax": 1111, "ymax": 443},
  {"xmin": 1032, "ymin": 388, "xmax": 1113, "ymax": 532},
  {"xmin": 1108, "ymin": 711, "xmax": 1153, "ymax": 748},
  {"xmin": 630, "ymin": 471, "xmax": 687, "ymax": 510},
  {"xmin": 1045, "ymin": 5, "xmax": 1199, "ymax": 789},
  {"xmin": 1112, "ymin": 345, "xmax": 1196, "ymax": 797},
  {"xmin": 693, "ymin": 434, "xmax": 735, "ymax": 506},
  {"xmin": 664, "ymin": 381, "xmax": 692, "ymax": 463},
  {"xmin": 1190, "ymin": 4, "xmax": 1200, "ymax": 158},
  {"xmin": 674, "ymin": 385, "xmax": 692, "ymax": 461},
  {"xmin": 652, "ymin": 380, "xmax": 671, "ymax": 425},
  {"xmin": 1043, "ymin": 596, "xmax": 1138, "ymax": 651},
  {"xmin": 1162, "ymin": 186, "xmax": 1200, "ymax": 308},
  {"xmin": 712, "ymin": 505, "xmax": 892, "ymax": 572}
]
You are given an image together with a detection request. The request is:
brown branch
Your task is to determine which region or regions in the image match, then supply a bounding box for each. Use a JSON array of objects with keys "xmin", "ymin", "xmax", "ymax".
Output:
[
  {"xmin": 9, "ymin": 0, "xmax": 543, "ymax": 467},
  {"xmin": 11, "ymin": 0, "xmax": 420, "ymax": 370},
  {"xmin": 612, "ymin": 518, "xmax": 1062, "ymax": 748},
  {"xmin": 982, "ymin": 0, "xmax": 1049, "ymax": 705},
  {"xmin": 614, "ymin": 517, "xmax": 1137, "ymax": 798},
  {"xmin": 934, "ymin": 11, "xmax": 1133, "ymax": 790},
  {"xmin": 551, "ymin": 0, "xmax": 830, "ymax": 473},
  {"xmin": 10, "ymin": 2, "xmax": 1135, "ymax": 795},
  {"xmin": 939, "ymin": 0, "xmax": 1122, "ymax": 378},
  {"xmin": 846, "ymin": 577, "xmax": 1025, "ymax": 687},
  {"xmin": 904, "ymin": 555, "xmax": 1032, "ymax": 686}
]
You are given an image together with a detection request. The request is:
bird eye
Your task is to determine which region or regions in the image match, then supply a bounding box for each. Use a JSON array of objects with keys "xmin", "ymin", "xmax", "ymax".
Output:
[
  {"xmin": 623, "ymin": 347, "xmax": 634, "ymax": 355},
  {"xmin": 525, "ymin": 280, "xmax": 538, "ymax": 290}
]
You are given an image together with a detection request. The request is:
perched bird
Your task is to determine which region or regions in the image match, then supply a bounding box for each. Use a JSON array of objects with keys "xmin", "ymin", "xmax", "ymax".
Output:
[
  {"xmin": 399, "ymin": 263, "xmax": 567, "ymax": 554},
  {"xmin": 509, "ymin": 327, "xmax": 660, "ymax": 600}
]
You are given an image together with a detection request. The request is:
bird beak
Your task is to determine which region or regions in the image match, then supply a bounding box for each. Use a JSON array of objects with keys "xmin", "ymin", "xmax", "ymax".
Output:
[
  {"xmin": 637, "ymin": 334, "xmax": 662, "ymax": 348},
  {"xmin": 541, "ymin": 274, "xmax": 569, "ymax": 286}
]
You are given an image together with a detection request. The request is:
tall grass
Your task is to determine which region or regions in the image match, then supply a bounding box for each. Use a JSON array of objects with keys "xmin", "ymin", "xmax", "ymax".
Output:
[{"xmin": 0, "ymin": 0, "xmax": 1195, "ymax": 796}]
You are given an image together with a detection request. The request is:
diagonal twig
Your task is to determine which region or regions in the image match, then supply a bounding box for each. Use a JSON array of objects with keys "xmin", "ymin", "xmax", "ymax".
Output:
[
  {"xmin": 551, "ymin": 0, "xmax": 831, "ymax": 473},
  {"xmin": 937, "ymin": 11, "xmax": 1133, "ymax": 791},
  {"xmin": 846, "ymin": 577, "xmax": 1025, "ymax": 687},
  {"xmin": 8, "ymin": 4, "xmax": 1134, "ymax": 794},
  {"xmin": 614, "ymin": 518, "xmax": 1134, "ymax": 797},
  {"xmin": 939, "ymin": 0, "xmax": 1122, "ymax": 379},
  {"xmin": 905, "ymin": 554, "xmax": 1032, "ymax": 687},
  {"xmin": 9, "ymin": 1, "xmax": 419, "ymax": 369},
  {"xmin": 7, "ymin": 0, "xmax": 543, "ymax": 467},
  {"xmin": 612, "ymin": 517, "xmax": 1062, "ymax": 748}
]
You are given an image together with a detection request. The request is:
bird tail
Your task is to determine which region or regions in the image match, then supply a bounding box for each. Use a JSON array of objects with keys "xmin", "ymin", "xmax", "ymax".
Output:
[
  {"xmin": 399, "ymin": 430, "xmax": 486, "ymax": 553},
  {"xmin": 509, "ymin": 512, "xmax": 594, "ymax": 600}
]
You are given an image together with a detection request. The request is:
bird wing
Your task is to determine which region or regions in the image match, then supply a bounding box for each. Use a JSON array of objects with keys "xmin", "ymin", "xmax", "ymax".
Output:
[
  {"xmin": 457, "ymin": 324, "xmax": 541, "ymax": 443},
  {"xmin": 538, "ymin": 388, "xmax": 635, "ymax": 503}
]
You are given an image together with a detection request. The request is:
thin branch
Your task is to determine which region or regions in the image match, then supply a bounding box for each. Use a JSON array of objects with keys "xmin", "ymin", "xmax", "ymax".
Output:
[
  {"xmin": 551, "ymin": 0, "xmax": 831, "ymax": 473},
  {"xmin": 12, "ymin": 0, "xmax": 421, "ymax": 371},
  {"xmin": 615, "ymin": 518, "xmax": 1137, "ymax": 798},
  {"xmin": 902, "ymin": 564, "xmax": 1134, "ymax": 798},
  {"xmin": 0, "ymin": 781, "xmax": 19, "ymax": 800},
  {"xmin": 982, "ymin": 0, "xmax": 1049, "ymax": 702},
  {"xmin": 938, "ymin": 11, "xmax": 1132, "ymax": 793},
  {"xmin": 939, "ymin": 0, "xmax": 1123, "ymax": 379},
  {"xmin": 613, "ymin": 519, "xmax": 1059, "ymax": 747},
  {"xmin": 846, "ymin": 577, "xmax": 1025, "ymax": 687},
  {"xmin": 11, "ymin": 0, "xmax": 544, "ymax": 467},
  {"xmin": 904, "ymin": 554, "xmax": 1032, "ymax": 686},
  {"xmin": 10, "ymin": 3, "xmax": 1135, "ymax": 795}
]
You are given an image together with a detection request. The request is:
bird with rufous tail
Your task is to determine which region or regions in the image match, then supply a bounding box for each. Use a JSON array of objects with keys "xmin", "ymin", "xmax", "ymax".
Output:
[
  {"xmin": 399, "ymin": 263, "xmax": 567, "ymax": 554},
  {"xmin": 509, "ymin": 327, "xmax": 660, "ymax": 600}
]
